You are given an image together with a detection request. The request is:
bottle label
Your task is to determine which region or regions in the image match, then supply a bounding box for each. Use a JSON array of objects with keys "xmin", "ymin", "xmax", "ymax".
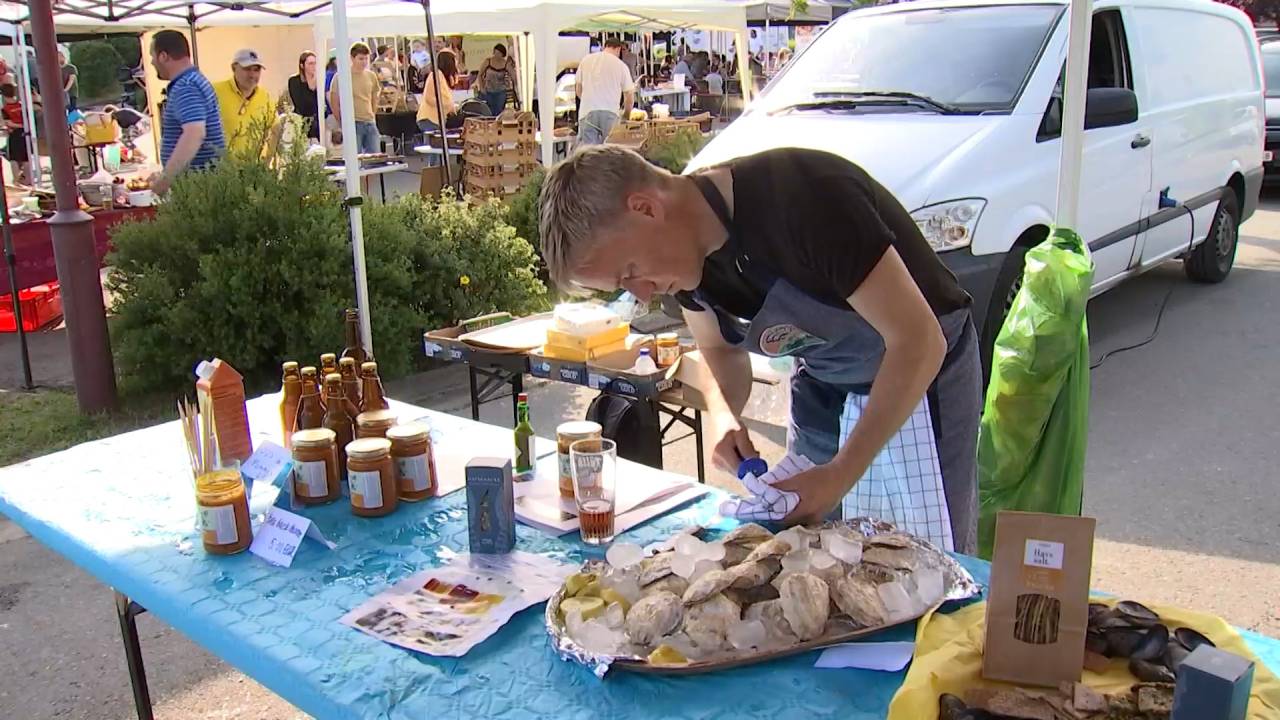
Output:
[
  {"xmin": 294, "ymin": 460, "xmax": 328, "ymax": 498},
  {"xmin": 199, "ymin": 503, "xmax": 238, "ymax": 545},
  {"xmin": 515, "ymin": 436, "xmax": 532, "ymax": 473},
  {"xmin": 656, "ymin": 344, "xmax": 680, "ymax": 367},
  {"xmin": 397, "ymin": 455, "xmax": 432, "ymax": 492},
  {"xmin": 349, "ymin": 470, "xmax": 383, "ymax": 509}
]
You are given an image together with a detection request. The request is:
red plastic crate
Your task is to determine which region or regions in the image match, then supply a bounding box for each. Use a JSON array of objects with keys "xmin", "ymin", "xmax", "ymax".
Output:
[{"xmin": 0, "ymin": 282, "xmax": 63, "ymax": 332}]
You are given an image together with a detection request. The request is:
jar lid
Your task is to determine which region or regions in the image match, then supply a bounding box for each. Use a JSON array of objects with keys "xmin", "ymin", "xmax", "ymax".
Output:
[
  {"xmin": 386, "ymin": 422, "xmax": 430, "ymax": 442},
  {"xmin": 357, "ymin": 409, "xmax": 398, "ymax": 427},
  {"xmin": 292, "ymin": 427, "xmax": 336, "ymax": 448},
  {"xmin": 347, "ymin": 437, "xmax": 392, "ymax": 458},
  {"xmin": 657, "ymin": 332, "xmax": 679, "ymax": 342},
  {"xmin": 557, "ymin": 420, "xmax": 602, "ymax": 437}
]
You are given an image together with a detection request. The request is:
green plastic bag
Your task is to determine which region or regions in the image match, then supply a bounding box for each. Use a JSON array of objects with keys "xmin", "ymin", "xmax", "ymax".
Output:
[{"xmin": 976, "ymin": 227, "xmax": 1094, "ymax": 559}]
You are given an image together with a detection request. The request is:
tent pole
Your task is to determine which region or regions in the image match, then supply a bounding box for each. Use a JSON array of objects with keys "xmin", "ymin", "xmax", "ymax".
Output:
[
  {"xmin": 1, "ymin": 177, "xmax": 34, "ymax": 389},
  {"xmin": 332, "ymin": 0, "xmax": 375, "ymax": 357},
  {"xmin": 314, "ymin": 23, "xmax": 328, "ymax": 151},
  {"xmin": 536, "ymin": 22, "xmax": 557, "ymax": 167},
  {"xmin": 1055, "ymin": 0, "xmax": 1093, "ymax": 231},
  {"xmin": 187, "ymin": 6, "xmax": 200, "ymax": 68},
  {"xmin": 417, "ymin": 0, "xmax": 452, "ymax": 186},
  {"xmin": 15, "ymin": 27, "xmax": 41, "ymax": 186},
  {"xmin": 733, "ymin": 26, "xmax": 752, "ymax": 103}
]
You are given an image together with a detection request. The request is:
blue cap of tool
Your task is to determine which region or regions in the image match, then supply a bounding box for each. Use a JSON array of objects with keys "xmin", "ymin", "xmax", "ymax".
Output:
[{"xmin": 737, "ymin": 457, "xmax": 768, "ymax": 480}]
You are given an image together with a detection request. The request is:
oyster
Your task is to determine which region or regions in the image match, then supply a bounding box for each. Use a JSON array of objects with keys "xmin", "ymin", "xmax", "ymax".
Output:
[
  {"xmin": 778, "ymin": 572, "xmax": 830, "ymax": 641},
  {"xmin": 723, "ymin": 544, "xmax": 752, "ymax": 567},
  {"xmin": 723, "ymin": 522, "xmax": 773, "ymax": 546},
  {"xmin": 682, "ymin": 592, "xmax": 741, "ymax": 651},
  {"xmin": 727, "ymin": 558, "xmax": 781, "ymax": 589},
  {"xmin": 862, "ymin": 545, "xmax": 919, "ymax": 572},
  {"xmin": 742, "ymin": 538, "xmax": 792, "ymax": 564},
  {"xmin": 832, "ymin": 575, "xmax": 888, "ymax": 628},
  {"xmin": 725, "ymin": 583, "xmax": 780, "ymax": 608},
  {"xmin": 850, "ymin": 562, "xmax": 899, "ymax": 586},
  {"xmin": 638, "ymin": 552, "xmax": 676, "ymax": 585},
  {"xmin": 744, "ymin": 598, "xmax": 799, "ymax": 645},
  {"xmin": 642, "ymin": 574, "xmax": 689, "ymax": 598},
  {"xmin": 624, "ymin": 591, "xmax": 684, "ymax": 646},
  {"xmin": 683, "ymin": 569, "xmax": 736, "ymax": 605},
  {"xmin": 866, "ymin": 532, "xmax": 913, "ymax": 549}
]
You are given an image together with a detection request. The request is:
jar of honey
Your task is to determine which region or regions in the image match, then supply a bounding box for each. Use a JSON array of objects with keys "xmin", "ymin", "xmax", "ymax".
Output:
[
  {"xmin": 557, "ymin": 421, "xmax": 602, "ymax": 498},
  {"xmin": 387, "ymin": 423, "xmax": 435, "ymax": 501},
  {"xmin": 195, "ymin": 469, "xmax": 252, "ymax": 555},
  {"xmin": 345, "ymin": 438, "xmax": 399, "ymax": 517},
  {"xmin": 656, "ymin": 332, "xmax": 681, "ymax": 368},
  {"xmin": 356, "ymin": 409, "xmax": 398, "ymax": 439},
  {"xmin": 290, "ymin": 428, "xmax": 341, "ymax": 504}
]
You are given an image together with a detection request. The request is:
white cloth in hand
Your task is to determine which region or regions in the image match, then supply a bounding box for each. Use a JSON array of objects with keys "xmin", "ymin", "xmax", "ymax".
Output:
[{"xmin": 719, "ymin": 453, "xmax": 815, "ymax": 521}]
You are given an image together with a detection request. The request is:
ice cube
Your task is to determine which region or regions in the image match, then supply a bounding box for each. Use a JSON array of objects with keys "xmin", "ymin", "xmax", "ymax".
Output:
[
  {"xmin": 824, "ymin": 532, "xmax": 863, "ymax": 565},
  {"xmin": 701, "ymin": 541, "xmax": 727, "ymax": 563},
  {"xmin": 675, "ymin": 533, "xmax": 707, "ymax": 557},
  {"xmin": 727, "ymin": 619, "xmax": 768, "ymax": 650},
  {"xmin": 809, "ymin": 548, "xmax": 838, "ymax": 571},
  {"xmin": 606, "ymin": 542, "xmax": 645, "ymax": 569},
  {"xmin": 577, "ymin": 618, "xmax": 626, "ymax": 655},
  {"xmin": 603, "ymin": 575, "xmax": 644, "ymax": 605},
  {"xmin": 877, "ymin": 581, "xmax": 915, "ymax": 623},
  {"xmin": 604, "ymin": 601, "xmax": 626, "ymax": 629},
  {"xmin": 775, "ymin": 528, "xmax": 805, "ymax": 551},
  {"xmin": 913, "ymin": 568, "xmax": 945, "ymax": 609},
  {"xmin": 672, "ymin": 552, "xmax": 699, "ymax": 579},
  {"xmin": 688, "ymin": 558, "xmax": 721, "ymax": 584},
  {"xmin": 780, "ymin": 548, "xmax": 812, "ymax": 574},
  {"xmin": 566, "ymin": 609, "xmax": 588, "ymax": 638},
  {"xmin": 661, "ymin": 631, "xmax": 701, "ymax": 659}
]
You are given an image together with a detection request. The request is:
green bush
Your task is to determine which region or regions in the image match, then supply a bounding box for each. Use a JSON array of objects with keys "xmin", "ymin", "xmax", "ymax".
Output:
[
  {"xmin": 506, "ymin": 166, "xmax": 547, "ymax": 273},
  {"xmin": 107, "ymin": 148, "xmax": 548, "ymax": 394},
  {"xmin": 69, "ymin": 41, "xmax": 123, "ymax": 103},
  {"xmin": 107, "ymin": 35, "xmax": 143, "ymax": 68},
  {"xmin": 642, "ymin": 126, "xmax": 708, "ymax": 174}
]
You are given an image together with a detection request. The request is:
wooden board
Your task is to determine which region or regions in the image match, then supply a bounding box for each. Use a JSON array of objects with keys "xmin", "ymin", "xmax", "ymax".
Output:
[{"xmin": 458, "ymin": 313, "xmax": 552, "ymax": 352}]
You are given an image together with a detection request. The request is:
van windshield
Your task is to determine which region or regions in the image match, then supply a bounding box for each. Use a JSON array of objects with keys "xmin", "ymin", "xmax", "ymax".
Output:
[
  {"xmin": 1262, "ymin": 42, "xmax": 1280, "ymax": 97},
  {"xmin": 758, "ymin": 5, "xmax": 1062, "ymax": 114}
]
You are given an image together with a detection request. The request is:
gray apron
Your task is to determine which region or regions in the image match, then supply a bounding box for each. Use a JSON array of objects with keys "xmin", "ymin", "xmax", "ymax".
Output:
[{"xmin": 687, "ymin": 175, "xmax": 981, "ymax": 554}]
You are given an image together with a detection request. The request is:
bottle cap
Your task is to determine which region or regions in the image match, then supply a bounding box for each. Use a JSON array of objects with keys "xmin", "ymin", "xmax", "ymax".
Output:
[
  {"xmin": 736, "ymin": 457, "xmax": 768, "ymax": 480},
  {"xmin": 639, "ymin": 348, "xmax": 652, "ymax": 356},
  {"xmin": 518, "ymin": 392, "xmax": 529, "ymax": 403},
  {"xmin": 194, "ymin": 360, "xmax": 214, "ymax": 380}
]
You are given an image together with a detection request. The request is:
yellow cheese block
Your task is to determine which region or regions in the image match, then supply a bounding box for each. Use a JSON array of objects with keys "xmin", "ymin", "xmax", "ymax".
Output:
[
  {"xmin": 540, "ymin": 338, "xmax": 628, "ymax": 362},
  {"xmin": 545, "ymin": 323, "xmax": 630, "ymax": 353}
]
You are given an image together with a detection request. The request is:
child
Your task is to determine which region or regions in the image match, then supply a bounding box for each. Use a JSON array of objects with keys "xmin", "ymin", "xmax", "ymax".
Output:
[
  {"xmin": 102, "ymin": 104, "xmax": 151, "ymax": 162},
  {"xmin": 1, "ymin": 83, "xmax": 30, "ymax": 185}
]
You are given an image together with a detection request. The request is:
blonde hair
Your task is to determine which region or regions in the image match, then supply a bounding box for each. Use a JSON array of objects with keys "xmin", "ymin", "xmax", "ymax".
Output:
[{"xmin": 538, "ymin": 145, "xmax": 669, "ymax": 292}]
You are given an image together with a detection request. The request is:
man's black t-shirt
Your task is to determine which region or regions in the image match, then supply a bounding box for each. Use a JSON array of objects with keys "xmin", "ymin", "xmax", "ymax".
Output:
[{"xmin": 679, "ymin": 148, "xmax": 970, "ymax": 321}]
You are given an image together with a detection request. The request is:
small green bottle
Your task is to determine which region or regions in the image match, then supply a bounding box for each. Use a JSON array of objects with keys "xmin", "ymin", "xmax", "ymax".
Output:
[{"xmin": 514, "ymin": 392, "xmax": 534, "ymax": 480}]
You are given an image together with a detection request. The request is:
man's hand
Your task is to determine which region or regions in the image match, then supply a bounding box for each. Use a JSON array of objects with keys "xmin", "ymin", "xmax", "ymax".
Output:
[
  {"xmin": 772, "ymin": 459, "xmax": 863, "ymax": 526},
  {"xmin": 711, "ymin": 415, "xmax": 757, "ymax": 473},
  {"xmin": 149, "ymin": 172, "xmax": 171, "ymax": 196}
]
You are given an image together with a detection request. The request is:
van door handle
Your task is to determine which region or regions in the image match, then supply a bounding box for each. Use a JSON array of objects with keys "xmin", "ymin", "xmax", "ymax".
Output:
[{"xmin": 1131, "ymin": 133, "xmax": 1151, "ymax": 149}]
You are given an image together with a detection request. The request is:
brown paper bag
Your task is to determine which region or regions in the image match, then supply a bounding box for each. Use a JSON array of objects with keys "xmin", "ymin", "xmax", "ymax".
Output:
[{"xmin": 982, "ymin": 511, "xmax": 1096, "ymax": 687}]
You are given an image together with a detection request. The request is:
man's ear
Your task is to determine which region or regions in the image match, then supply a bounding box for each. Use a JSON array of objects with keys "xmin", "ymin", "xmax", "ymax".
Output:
[{"xmin": 625, "ymin": 190, "xmax": 664, "ymax": 221}]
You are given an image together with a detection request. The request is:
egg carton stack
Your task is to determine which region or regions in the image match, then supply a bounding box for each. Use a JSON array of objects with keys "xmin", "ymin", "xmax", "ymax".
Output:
[{"xmin": 463, "ymin": 110, "xmax": 538, "ymax": 198}]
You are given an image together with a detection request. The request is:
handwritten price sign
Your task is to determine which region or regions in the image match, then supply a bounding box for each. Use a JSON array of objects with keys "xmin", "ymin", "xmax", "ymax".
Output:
[{"xmin": 249, "ymin": 507, "xmax": 314, "ymax": 567}]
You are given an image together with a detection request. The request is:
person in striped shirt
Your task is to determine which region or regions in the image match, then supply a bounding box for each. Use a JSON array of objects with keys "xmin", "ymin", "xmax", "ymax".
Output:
[{"xmin": 149, "ymin": 30, "xmax": 224, "ymax": 195}]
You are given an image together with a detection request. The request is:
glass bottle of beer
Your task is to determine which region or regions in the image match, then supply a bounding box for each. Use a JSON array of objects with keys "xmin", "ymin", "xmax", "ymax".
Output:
[
  {"xmin": 280, "ymin": 361, "xmax": 303, "ymax": 448},
  {"xmin": 359, "ymin": 361, "xmax": 390, "ymax": 413},
  {"xmin": 322, "ymin": 373, "xmax": 356, "ymax": 476},
  {"xmin": 295, "ymin": 367, "xmax": 327, "ymax": 431},
  {"xmin": 320, "ymin": 353, "xmax": 338, "ymax": 380},
  {"xmin": 339, "ymin": 357, "xmax": 362, "ymax": 409},
  {"xmin": 341, "ymin": 308, "xmax": 369, "ymax": 365},
  {"xmin": 514, "ymin": 393, "xmax": 534, "ymax": 480}
]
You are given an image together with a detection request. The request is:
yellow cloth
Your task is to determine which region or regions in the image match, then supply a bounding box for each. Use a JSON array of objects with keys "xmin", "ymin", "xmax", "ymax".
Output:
[
  {"xmin": 214, "ymin": 78, "xmax": 274, "ymax": 157},
  {"xmin": 888, "ymin": 598, "xmax": 1280, "ymax": 719},
  {"xmin": 415, "ymin": 70, "xmax": 456, "ymax": 128},
  {"xmin": 349, "ymin": 69, "xmax": 380, "ymax": 123}
]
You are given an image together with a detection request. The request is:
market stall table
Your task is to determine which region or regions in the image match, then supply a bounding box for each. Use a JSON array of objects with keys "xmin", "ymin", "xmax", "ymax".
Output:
[
  {"xmin": 324, "ymin": 162, "xmax": 410, "ymax": 204},
  {"xmin": 7, "ymin": 205, "xmax": 156, "ymax": 292},
  {"xmin": 640, "ymin": 85, "xmax": 692, "ymax": 113},
  {"xmin": 3, "ymin": 396, "xmax": 1279, "ymax": 720}
]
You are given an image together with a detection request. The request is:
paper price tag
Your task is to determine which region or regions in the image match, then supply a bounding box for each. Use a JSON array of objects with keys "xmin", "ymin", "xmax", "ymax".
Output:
[
  {"xmin": 249, "ymin": 506, "xmax": 336, "ymax": 567},
  {"xmin": 1024, "ymin": 539, "xmax": 1065, "ymax": 570},
  {"xmin": 241, "ymin": 441, "xmax": 293, "ymax": 488}
]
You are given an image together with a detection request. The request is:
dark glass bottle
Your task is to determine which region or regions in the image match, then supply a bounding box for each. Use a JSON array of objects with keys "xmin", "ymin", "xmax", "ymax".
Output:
[
  {"xmin": 341, "ymin": 308, "xmax": 369, "ymax": 366},
  {"xmin": 280, "ymin": 361, "xmax": 303, "ymax": 448},
  {"xmin": 339, "ymin": 357, "xmax": 362, "ymax": 409},
  {"xmin": 322, "ymin": 373, "xmax": 356, "ymax": 476},
  {"xmin": 359, "ymin": 361, "xmax": 390, "ymax": 413},
  {"xmin": 320, "ymin": 353, "xmax": 338, "ymax": 380},
  {"xmin": 294, "ymin": 367, "xmax": 327, "ymax": 431}
]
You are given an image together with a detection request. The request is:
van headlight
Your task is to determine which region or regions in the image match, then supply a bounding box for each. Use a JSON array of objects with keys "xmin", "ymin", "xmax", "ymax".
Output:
[{"xmin": 911, "ymin": 199, "xmax": 986, "ymax": 252}]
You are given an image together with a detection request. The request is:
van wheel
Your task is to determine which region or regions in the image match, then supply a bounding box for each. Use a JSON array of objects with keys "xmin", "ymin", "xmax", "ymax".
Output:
[
  {"xmin": 1184, "ymin": 191, "xmax": 1238, "ymax": 283},
  {"xmin": 979, "ymin": 244, "xmax": 1030, "ymax": 385}
]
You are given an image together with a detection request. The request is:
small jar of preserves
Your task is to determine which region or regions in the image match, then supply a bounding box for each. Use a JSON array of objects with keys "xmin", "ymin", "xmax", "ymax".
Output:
[
  {"xmin": 290, "ymin": 428, "xmax": 341, "ymax": 504},
  {"xmin": 195, "ymin": 469, "xmax": 252, "ymax": 555},
  {"xmin": 345, "ymin": 438, "xmax": 399, "ymax": 517},
  {"xmin": 655, "ymin": 332, "xmax": 681, "ymax": 368},
  {"xmin": 387, "ymin": 423, "xmax": 436, "ymax": 501},
  {"xmin": 356, "ymin": 409, "xmax": 398, "ymax": 438}
]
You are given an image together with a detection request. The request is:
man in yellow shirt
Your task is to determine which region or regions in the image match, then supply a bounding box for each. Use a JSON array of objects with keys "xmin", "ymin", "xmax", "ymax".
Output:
[
  {"xmin": 329, "ymin": 42, "xmax": 382, "ymax": 154},
  {"xmin": 214, "ymin": 48, "xmax": 274, "ymax": 157}
]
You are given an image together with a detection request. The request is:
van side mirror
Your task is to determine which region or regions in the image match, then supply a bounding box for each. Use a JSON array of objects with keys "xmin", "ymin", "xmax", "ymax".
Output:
[{"xmin": 1084, "ymin": 87, "xmax": 1138, "ymax": 130}]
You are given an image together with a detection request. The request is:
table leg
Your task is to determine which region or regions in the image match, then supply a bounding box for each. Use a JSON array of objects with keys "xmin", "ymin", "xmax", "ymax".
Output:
[
  {"xmin": 693, "ymin": 408, "xmax": 705, "ymax": 484},
  {"xmin": 468, "ymin": 366, "xmax": 481, "ymax": 421},
  {"xmin": 113, "ymin": 590, "xmax": 154, "ymax": 720},
  {"xmin": 379, "ymin": 172, "xmax": 387, "ymax": 203}
]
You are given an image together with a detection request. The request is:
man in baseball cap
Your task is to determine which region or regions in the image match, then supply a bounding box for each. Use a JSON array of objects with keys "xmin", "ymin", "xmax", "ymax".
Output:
[{"xmin": 215, "ymin": 47, "xmax": 274, "ymax": 156}]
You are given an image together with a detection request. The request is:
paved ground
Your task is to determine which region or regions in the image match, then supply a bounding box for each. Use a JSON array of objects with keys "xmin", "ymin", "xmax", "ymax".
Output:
[{"xmin": 1, "ymin": 191, "xmax": 1278, "ymax": 718}]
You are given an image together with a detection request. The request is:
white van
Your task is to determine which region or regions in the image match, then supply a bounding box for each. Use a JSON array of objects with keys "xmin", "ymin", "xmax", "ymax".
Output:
[{"xmin": 688, "ymin": 0, "xmax": 1264, "ymax": 365}]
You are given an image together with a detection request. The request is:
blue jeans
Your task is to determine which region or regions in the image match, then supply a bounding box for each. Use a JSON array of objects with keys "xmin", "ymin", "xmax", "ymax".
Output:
[
  {"xmin": 418, "ymin": 119, "xmax": 442, "ymax": 166},
  {"xmin": 481, "ymin": 90, "xmax": 507, "ymax": 116},
  {"xmin": 577, "ymin": 110, "xmax": 619, "ymax": 146},
  {"xmin": 354, "ymin": 120, "xmax": 380, "ymax": 154}
]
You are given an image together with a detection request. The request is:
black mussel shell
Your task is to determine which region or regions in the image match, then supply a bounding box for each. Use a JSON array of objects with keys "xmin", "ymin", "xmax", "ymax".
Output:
[
  {"xmin": 939, "ymin": 694, "xmax": 969, "ymax": 720},
  {"xmin": 1089, "ymin": 602, "xmax": 1113, "ymax": 626},
  {"xmin": 1131, "ymin": 657, "xmax": 1176, "ymax": 683},
  {"xmin": 1131, "ymin": 624, "xmax": 1170, "ymax": 662},
  {"xmin": 1106, "ymin": 627, "xmax": 1146, "ymax": 658},
  {"xmin": 1115, "ymin": 600, "xmax": 1160, "ymax": 627},
  {"xmin": 1174, "ymin": 627, "xmax": 1216, "ymax": 652},
  {"xmin": 1165, "ymin": 642, "xmax": 1192, "ymax": 673},
  {"xmin": 1086, "ymin": 630, "xmax": 1109, "ymax": 655}
]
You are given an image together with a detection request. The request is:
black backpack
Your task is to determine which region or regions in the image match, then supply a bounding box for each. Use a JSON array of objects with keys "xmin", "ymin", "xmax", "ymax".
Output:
[{"xmin": 585, "ymin": 390, "xmax": 663, "ymax": 469}]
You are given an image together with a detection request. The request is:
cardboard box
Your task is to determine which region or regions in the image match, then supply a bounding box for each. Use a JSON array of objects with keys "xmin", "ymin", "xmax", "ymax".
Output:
[
  {"xmin": 1172, "ymin": 645, "xmax": 1254, "ymax": 720},
  {"xmin": 544, "ymin": 322, "xmax": 631, "ymax": 352},
  {"xmin": 983, "ymin": 511, "xmax": 1096, "ymax": 688},
  {"xmin": 528, "ymin": 350, "xmax": 588, "ymax": 386},
  {"xmin": 540, "ymin": 338, "xmax": 627, "ymax": 363},
  {"xmin": 585, "ymin": 339, "xmax": 679, "ymax": 398},
  {"xmin": 466, "ymin": 457, "xmax": 515, "ymax": 554},
  {"xmin": 423, "ymin": 326, "xmax": 471, "ymax": 364}
]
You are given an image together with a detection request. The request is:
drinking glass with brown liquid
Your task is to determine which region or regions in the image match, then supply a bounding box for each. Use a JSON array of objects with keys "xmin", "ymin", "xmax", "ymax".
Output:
[{"xmin": 570, "ymin": 438, "xmax": 617, "ymax": 545}]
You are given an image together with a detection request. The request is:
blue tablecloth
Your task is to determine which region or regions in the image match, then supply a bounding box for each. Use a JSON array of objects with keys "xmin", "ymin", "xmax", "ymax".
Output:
[{"xmin": 1, "ymin": 396, "xmax": 1278, "ymax": 720}]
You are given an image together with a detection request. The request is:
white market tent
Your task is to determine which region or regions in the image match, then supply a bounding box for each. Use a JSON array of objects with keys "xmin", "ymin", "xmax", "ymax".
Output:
[{"xmin": 746, "ymin": 0, "xmax": 851, "ymax": 24}]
